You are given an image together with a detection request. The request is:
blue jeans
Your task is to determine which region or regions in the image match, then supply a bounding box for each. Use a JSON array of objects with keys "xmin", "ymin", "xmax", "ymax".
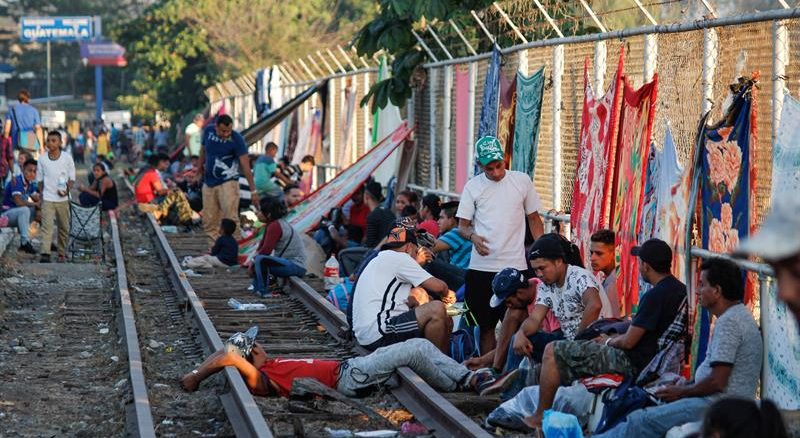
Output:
[
  {"xmin": 593, "ymin": 396, "xmax": 712, "ymax": 438},
  {"xmin": 1, "ymin": 206, "xmax": 33, "ymax": 244},
  {"xmin": 252, "ymin": 255, "xmax": 306, "ymax": 294},
  {"xmin": 505, "ymin": 330, "xmax": 565, "ymax": 371}
]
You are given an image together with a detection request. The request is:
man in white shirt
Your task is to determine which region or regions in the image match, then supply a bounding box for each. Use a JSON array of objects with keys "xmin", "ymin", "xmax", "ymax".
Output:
[
  {"xmin": 590, "ymin": 229, "xmax": 621, "ymax": 317},
  {"xmin": 351, "ymin": 225, "xmax": 456, "ymax": 353},
  {"xmin": 457, "ymin": 135, "xmax": 544, "ymax": 355},
  {"xmin": 512, "ymin": 234, "xmax": 611, "ymax": 361},
  {"xmin": 184, "ymin": 114, "xmax": 204, "ymax": 158},
  {"xmin": 36, "ymin": 131, "xmax": 75, "ymax": 262}
]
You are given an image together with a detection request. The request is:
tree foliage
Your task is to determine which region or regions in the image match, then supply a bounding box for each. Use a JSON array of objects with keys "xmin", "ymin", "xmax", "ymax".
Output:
[{"xmin": 114, "ymin": 0, "xmax": 376, "ymax": 122}]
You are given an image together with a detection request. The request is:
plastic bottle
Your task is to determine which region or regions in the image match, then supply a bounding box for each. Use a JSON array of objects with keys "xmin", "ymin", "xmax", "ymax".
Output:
[{"xmin": 323, "ymin": 254, "xmax": 341, "ymax": 290}]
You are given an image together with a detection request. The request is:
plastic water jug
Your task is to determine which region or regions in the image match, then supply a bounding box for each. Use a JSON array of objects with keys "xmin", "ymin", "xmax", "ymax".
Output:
[{"xmin": 324, "ymin": 255, "xmax": 341, "ymax": 290}]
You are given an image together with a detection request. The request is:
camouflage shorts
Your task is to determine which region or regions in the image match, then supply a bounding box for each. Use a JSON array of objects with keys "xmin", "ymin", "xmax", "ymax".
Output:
[{"xmin": 551, "ymin": 340, "xmax": 637, "ymax": 384}]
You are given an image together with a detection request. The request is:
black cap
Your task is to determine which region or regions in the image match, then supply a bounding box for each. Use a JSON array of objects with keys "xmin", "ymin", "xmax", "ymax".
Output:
[
  {"xmin": 365, "ymin": 181, "xmax": 384, "ymax": 202},
  {"xmin": 529, "ymin": 235, "xmax": 566, "ymax": 260},
  {"xmin": 631, "ymin": 239, "xmax": 672, "ymax": 272}
]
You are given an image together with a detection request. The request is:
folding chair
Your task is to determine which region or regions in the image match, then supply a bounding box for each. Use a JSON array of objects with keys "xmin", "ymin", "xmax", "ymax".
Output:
[{"xmin": 67, "ymin": 200, "xmax": 105, "ymax": 261}]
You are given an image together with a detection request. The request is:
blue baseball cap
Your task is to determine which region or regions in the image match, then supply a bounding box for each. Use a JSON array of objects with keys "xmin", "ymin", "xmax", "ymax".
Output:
[{"xmin": 490, "ymin": 268, "xmax": 527, "ymax": 308}]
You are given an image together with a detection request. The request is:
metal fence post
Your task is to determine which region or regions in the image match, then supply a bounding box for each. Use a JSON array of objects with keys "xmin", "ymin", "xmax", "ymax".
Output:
[
  {"xmin": 467, "ymin": 63, "xmax": 477, "ymax": 179},
  {"xmin": 644, "ymin": 34, "xmax": 658, "ymax": 83},
  {"xmin": 552, "ymin": 45, "xmax": 564, "ymax": 211},
  {"xmin": 773, "ymin": 20, "xmax": 789, "ymax": 146},
  {"xmin": 363, "ymin": 72, "xmax": 372, "ymax": 150},
  {"xmin": 443, "ymin": 65, "xmax": 453, "ymax": 192},
  {"xmin": 701, "ymin": 28, "xmax": 718, "ymax": 115},
  {"xmin": 594, "ymin": 41, "xmax": 607, "ymax": 97},
  {"xmin": 429, "ymin": 68, "xmax": 439, "ymax": 189}
]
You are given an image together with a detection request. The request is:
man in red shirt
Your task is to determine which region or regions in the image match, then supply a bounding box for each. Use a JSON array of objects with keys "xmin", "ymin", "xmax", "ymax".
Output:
[
  {"xmin": 134, "ymin": 153, "xmax": 169, "ymax": 203},
  {"xmin": 181, "ymin": 337, "xmax": 519, "ymax": 398}
]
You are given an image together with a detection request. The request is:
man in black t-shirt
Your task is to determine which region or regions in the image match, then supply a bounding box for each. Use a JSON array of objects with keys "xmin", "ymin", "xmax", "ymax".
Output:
[{"xmin": 525, "ymin": 238, "xmax": 686, "ymax": 429}]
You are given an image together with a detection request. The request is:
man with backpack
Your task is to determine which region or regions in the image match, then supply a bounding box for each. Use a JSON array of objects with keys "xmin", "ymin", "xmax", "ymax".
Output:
[
  {"xmin": 4, "ymin": 89, "xmax": 44, "ymax": 159},
  {"xmin": 524, "ymin": 238, "xmax": 687, "ymax": 429},
  {"xmin": 590, "ymin": 257, "xmax": 762, "ymax": 437}
]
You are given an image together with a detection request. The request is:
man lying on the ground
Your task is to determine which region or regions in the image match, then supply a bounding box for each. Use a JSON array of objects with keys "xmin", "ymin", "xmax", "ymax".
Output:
[
  {"xmin": 591, "ymin": 257, "xmax": 762, "ymax": 438},
  {"xmin": 524, "ymin": 238, "xmax": 687, "ymax": 428},
  {"xmin": 180, "ymin": 338, "xmax": 518, "ymax": 398},
  {"xmin": 511, "ymin": 234, "xmax": 613, "ymax": 362},
  {"xmin": 736, "ymin": 194, "xmax": 800, "ymax": 327},
  {"xmin": 350, "ymin": 225, "xmax": 455, "ymax": 353},
  {"xmin": 1, "ymin": 158, "xmax": 39, "ymax": 254},
  {"xmin": 590, "ymin": 229, "xmax": 621, "ymax": 317},
  {"xmin": 464, "ymin": 267, "xmax": 560, "ymax": 373}
]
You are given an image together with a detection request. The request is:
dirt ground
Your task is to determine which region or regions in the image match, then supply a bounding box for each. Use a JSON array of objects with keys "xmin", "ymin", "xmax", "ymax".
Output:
[{"xmin": 0, "ymin": 254, "xmax": 127, "ymax": 437}]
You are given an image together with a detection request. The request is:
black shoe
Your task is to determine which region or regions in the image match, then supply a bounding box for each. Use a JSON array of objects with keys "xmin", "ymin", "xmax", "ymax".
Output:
[
  {"xmin": 50, "ymin": 243, "xmax": 58, "ymax": 252},
  {"xmin": 39, "ymin": 254, "xmax": 51, "ymax": 263},
  {"xmin": 19, "ymin": 242, "xmax": 36, "ymax": 254}
]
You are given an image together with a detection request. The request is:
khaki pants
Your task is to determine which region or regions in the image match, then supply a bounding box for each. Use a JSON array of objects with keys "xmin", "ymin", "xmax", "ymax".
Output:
[
  {"xmin": 40, "ymin": 200, "xmax": 69, "ymax": 256},
  {"xmin": 202, "ymin": 180, "xmax": 240, "ymax": 243}
]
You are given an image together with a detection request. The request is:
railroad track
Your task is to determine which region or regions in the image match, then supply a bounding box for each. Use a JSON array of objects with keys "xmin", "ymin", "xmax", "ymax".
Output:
[{"xmin": 116, "ymin": 179, "xmax": 495, "ymax": 437}]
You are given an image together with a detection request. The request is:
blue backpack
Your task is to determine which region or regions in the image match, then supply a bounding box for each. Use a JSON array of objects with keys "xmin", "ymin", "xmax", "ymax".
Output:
[
  {"xmin": 326, "ymin": 278, "xmax": 353, "ymax": 313},
  {"xmin": 594, "ymin": 377, "xmax": 657, "ymax": 434},
  {"xmin": 449, "ymin": 328, "xmax": 479, "ymax": 363}
]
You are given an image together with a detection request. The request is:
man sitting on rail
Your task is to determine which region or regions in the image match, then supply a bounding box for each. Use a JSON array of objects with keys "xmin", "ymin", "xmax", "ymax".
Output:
[
  {"xmin": 524, "ymin": 238, "xmax": 687, "ymax": 429},
  {"xmin": 180, "ymin": 338, "xmax": 518, "ymax": 398},
  {"xmin": 591, "ymin": 257, "xmax": 762, "ymax": 438},
  {"xmin": 350, "ymin": 225, "xmax": 455, "ymax": 354}
]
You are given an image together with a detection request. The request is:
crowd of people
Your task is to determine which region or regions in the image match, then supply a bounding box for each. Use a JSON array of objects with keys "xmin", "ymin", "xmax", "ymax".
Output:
[
  {"xmin": 3, "ymin": 87, "xmax": 797, "ymax": 437},
  {"xmin": 171, "ymin": 123, "xmax": 800, "ymax": 437}
]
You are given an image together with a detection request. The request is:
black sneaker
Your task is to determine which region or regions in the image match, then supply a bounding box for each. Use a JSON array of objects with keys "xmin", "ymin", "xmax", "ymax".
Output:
[
  {"xmin": 19, "ymin": 242, "xmax": 36, "ymax": 254},
  {"xmin": 39, "ymin": 254, "xmax": 51, "ymax": 263}
]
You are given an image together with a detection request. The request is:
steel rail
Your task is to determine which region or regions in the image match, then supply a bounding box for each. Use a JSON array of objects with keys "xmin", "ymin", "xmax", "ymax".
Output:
[
  {"xmin": 122, "ymin": 179, "xmax": 273, "ymax": 438},
  {"xmin": 286, "ymin": 277, "xmax": 493, "ymax": 438},
  {"xmin": 109, "ymin": 210, "xmax": 157, "ymax": 438}
]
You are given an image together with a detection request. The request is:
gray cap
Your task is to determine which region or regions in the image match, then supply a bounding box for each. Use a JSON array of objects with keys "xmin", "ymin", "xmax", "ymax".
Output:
[{"xmin": 736, "ymin": 195, "xmax": 800, "ymax": 261}]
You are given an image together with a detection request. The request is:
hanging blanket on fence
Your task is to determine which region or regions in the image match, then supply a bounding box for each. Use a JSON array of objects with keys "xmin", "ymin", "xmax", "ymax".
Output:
[
  {"xmin": 612, "ymin": 74, "xmax": 658, "ymax": 316},
  {"xmin": 238, "ymin": 122, "xmax": 414, "ymax": 264},
  {"xmin": 511, "ymin": 67, "xmax": 545, "ymax": 178},
  {"xmin": 762, "ymin": 92, "xmax": 800, "ymax": 409},
  {"xmin": 655, "ymin": 125, "xmax": 691, "ymax": 286},
  {"xmin": 637, "ymin": 145, "xmax": 659, "ymax": 298},
  {"xmin": 498, "ymin": 73, "xmax": 517, "ymax": 166},
  {"xmin": 478, "ymin": 47, "xmax": 502, "ymax": 139},
  {"xmin": 571, "ymin": 51, "xmax": 624, "ymax": 267},
  {"xmin": 694, "ymin": 75, "xmax": 758, "ymax": 370},
  {"xmin": 455, "ymin": 64, "xmax": 471, "ymax": 192}
]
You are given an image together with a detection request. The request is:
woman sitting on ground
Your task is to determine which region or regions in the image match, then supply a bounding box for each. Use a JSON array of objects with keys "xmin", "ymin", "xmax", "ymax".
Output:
[
  {"xmin": 78, "ymin": 162, "xmax": 119, "ymax": 211},
  {"xmin": 250, "ymin": 196, "xmax": 307, "ymax": 296}
]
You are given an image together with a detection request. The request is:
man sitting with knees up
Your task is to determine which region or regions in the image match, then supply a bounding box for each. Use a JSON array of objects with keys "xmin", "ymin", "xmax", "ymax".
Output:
[
  {"xmin": 350, "ymin": 225, "xmax": 456, "ymax": 353},
  {"xmin": 525, "ymin": 238, "xmax": 687, "ymax": 429}
]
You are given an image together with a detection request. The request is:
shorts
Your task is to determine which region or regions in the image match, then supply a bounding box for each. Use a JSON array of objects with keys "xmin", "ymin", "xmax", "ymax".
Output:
[
  {"xmin": 362, "ymin": 309, "xmax": 420, "ymax": 351},
  {"xmin": 464, "ymin": 269, "xmax": 505, "ymax": 331},
  {"xmin": 551, "ymin": 340, "xmax": 638, "ymax": 385}
]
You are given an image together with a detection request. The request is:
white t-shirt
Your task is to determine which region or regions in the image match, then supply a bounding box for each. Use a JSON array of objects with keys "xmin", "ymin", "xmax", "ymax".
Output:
[
  {"xmin": 456, "ymin": 170, "xmax": 542, "ymax": 272},
  {"xmin": 184, "ymin": 123, "xmax": 202, "ymax": 157},
  {"xmin": 535, "ymin": 265, "xmax": 612, "ymax": 340},
  {"xmin": 351, "ymin": 250, "xmax": 433, "ymax": 346},
  {"xmin": 36, "ymin": 151, "xmax": 76, "ymax": 202}
]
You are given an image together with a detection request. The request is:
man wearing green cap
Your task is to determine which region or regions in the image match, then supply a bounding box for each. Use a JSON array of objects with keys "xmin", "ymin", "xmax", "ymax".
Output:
[{"xmin": 456, "ymin": 135, "xmax": 544, "ymax": 355}]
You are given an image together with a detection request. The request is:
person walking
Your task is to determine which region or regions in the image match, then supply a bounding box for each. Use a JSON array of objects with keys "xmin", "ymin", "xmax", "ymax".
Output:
[
  {"xmin": 37, "ymin": 131, "xmax": 75, "ymax": 262},
  {"xmin": 3, "ymin": 89, "xmax": 44, "ymax": 159},
  {"xmin": 194, "ymin": 114, "xmax": 258, "ymax": 243}
]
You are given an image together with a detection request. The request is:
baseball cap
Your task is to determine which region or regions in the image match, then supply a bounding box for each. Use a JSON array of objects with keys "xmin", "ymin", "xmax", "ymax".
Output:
[
  {"xmin": 490, "ymin": 268, "xmax": 528, "ymax": 308},
  {"xmin": 224, "ymin": 326, "xmax": 259, "ymax": 359},
  {"xmin": 476, "ymin": 136, "xmax": 505, "ymax": 166},
  {"xmin": 735, "ymin": 195, "xmax": 800, "ymax": 261},
  {"xmin": 382, "ymin": 225, "xmax": 419, "ymax": 249},
  {"xmin": 631, "ymin": 239, "xmax": 672, "ymax": 272},
  {"xmin": 528, "ymin": 235, "xmax": 566, "ymax": 260}
]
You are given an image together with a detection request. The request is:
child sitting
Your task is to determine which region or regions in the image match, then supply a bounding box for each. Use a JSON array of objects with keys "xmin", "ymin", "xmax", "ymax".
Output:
[{"xmin": 183, "ymin": 218, "xmax": 239, "ymax": 269}]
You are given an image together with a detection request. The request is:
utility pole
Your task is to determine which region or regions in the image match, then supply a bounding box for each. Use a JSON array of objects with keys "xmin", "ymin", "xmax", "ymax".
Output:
[{"xmin": 94, "ymin": 16, "xmax": 103, "ymax": 123}]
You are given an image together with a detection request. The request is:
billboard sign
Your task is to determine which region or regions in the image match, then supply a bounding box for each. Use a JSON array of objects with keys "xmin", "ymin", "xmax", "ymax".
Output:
[
  {"xmin": 79, "ymin": 41, "xmax": 126, "ymax": 67},
  {"xmin": 20, "ymin": 16, "xmax": 94, "ymax": 43}
]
